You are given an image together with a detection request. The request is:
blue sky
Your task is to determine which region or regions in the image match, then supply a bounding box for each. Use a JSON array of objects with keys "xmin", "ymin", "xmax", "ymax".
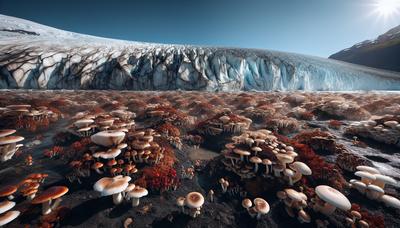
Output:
[{"xmin": 0, "ymin": 0, "xmax": 399, "ymax": 57}]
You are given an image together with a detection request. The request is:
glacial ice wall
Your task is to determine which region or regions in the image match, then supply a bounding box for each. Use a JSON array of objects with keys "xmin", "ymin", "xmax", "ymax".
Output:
[{"xmin": 0, "ymin": 14, "xmax": 400, "ymax": 91}]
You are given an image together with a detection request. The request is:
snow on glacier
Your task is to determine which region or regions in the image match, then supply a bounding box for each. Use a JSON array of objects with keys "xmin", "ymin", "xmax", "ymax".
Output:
[{"xmin": 0, "ymin": 14, "xmax": 400, "ymax": 91}]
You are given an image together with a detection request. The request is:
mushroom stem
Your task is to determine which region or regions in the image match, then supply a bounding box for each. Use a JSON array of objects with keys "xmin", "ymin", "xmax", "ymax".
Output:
[
  {"xmin": 131, "ymin": 197, "xmax": 140, "ymax": 207},
  {"xmin": 265, "ymin": 165, "xmax": 269, "ymax": 175},
  {"xmin": 319, "ymin": 202, "xmax": 337, "ymax": 215},
  {"xmin": 51, "ymin": 198, "xmax": 63, "ymax": 210},
  {"xmin": 113, "ymin": 192, "xmax": 123, "ymax": 205},
  {"xmin": 42, "ymin": 200, "xmax": 52, "ymax": 215},
  {"xmin": 94, "ymin": 168, "xmax": 103, "ymax": 175},
  {"xmin": 254, "ymin": 164, "xmax": 259, "ymax": 173}
]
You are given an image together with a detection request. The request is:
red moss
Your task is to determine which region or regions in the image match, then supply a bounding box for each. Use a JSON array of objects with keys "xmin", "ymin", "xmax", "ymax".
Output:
[
  {"xmin": 138, "ymin": 165, "xmax": 179, "ymax": 192},
  {"xmin": 351, "ymin": 204, "xmax": 385, "ymax": 228},
  {"xmin": 328, "ymin": 120, "xmax": 343, "ymax": 129}
]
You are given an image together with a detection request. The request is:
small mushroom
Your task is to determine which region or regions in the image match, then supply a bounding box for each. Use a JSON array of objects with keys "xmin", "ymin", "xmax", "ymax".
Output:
[
  {"xmin": 185, "ymin": 192, "xmax": 204, "ymax": 218},
  {"xmin": 176, "ymin": 196, "xmax": 186, "ymax": 213},
  {"xmin": 128, "ymin": 186, "xmax": 148, "ymax": 207},
  {"xmin": 253, "ymin": 198, "xmax": 270, "ymax": 219}
]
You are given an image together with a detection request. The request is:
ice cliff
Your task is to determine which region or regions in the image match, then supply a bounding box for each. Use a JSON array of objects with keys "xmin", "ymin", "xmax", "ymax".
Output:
[{"xmin": 1, "ymin": 14, "xmax": 400, "ymax": 91}]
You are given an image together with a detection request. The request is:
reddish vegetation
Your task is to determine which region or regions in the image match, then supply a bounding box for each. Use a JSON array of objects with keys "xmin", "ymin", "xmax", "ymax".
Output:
[
  {"xmin": 136, "ymin": 165, "xmax": 179, "ymax": 192},
  {"xmin": 44, "ymin": 146, "xmax": 64, "ymax": 158},
  {"xmin": 328, "ymin": 119, "xmax": 343, "ymax": 129},
  {"xmin": 292, "ymin": 130, "xmax": 333, "ymax": 145},
  {"xmin": 351, "ymin": 204, "xmax": 385, "ymax": 228},
  {"xmin": 157, "ymin": 123, "xmax": 181, "ymax": 137}
]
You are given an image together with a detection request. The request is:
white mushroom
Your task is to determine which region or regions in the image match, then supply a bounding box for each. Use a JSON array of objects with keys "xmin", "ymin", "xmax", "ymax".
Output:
[{"xmin": 314, "ymin": 185, "xmax": 351, "ymax": 215}]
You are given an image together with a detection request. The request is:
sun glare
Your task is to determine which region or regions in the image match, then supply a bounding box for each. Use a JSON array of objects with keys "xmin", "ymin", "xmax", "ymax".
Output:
[{"xmin": 373, "ymin": 0, "xmax": 400, "ymax": 17}]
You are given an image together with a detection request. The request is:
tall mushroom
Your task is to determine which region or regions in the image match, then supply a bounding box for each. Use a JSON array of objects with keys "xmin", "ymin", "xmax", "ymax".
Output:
[
  {"xmin": 314, "ymin": 185, "xmax": 351, "ymax": 215},
  {"xmin": 31, "ymin": 186, "xmax": 69, "ymax": 215}
]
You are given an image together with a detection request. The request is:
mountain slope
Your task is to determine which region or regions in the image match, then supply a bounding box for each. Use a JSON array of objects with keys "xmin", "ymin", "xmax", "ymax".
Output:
[
  {"xmin": 330, "ymin": 25, "xmax": 400, "ymax": 72},
  {"xmin": 1, "ymin": 14, "xmax": 400, "ymax": 91}
]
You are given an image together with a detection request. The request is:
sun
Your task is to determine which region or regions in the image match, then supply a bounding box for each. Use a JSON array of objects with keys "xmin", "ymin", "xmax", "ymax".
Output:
[{"xmin": 373, "ymin": 0, "xmax": 400, "ymax": 17}]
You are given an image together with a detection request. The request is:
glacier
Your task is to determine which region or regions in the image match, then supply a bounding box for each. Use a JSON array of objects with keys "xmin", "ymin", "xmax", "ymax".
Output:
[{"xmin": 1, "ymin": 14, "xmax": 400, "ymax": 91}]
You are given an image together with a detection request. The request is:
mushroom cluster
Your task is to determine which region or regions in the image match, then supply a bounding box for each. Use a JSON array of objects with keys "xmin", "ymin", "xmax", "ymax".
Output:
[
  {"xmin": 0, "ymin": 104, "xmax": 59, "ymax": 130},
  {"xmin": 242, "ymin": 197, "xmax": 270, "ymax": 220},
  {"xmin": 0, "ymin": 129, "xmax": 24, "ymax": 162},
  {"xmin": 276, "ymin": 189, "xmax": 310, "ymax": 223},
  {"xmin": 69, "ymin": 109, "xmax": 135, "ymax": 137},
  {"xmin": 176, "ymin": 192, "xmax": 205, "ymax": 218},
  {"xmin": 346, "ymin": 117, "xmax": 400, "ymax": 148},
  {"xmin": 221, "ymin": 129, "xmax": 311, "ymax": 184},
  {"xmin": 197, "ymin": 111, "xmax": 252, "ymax": 136},
  {"xmin": 349, "ymin": 166, "xmax": 400, "ymax": 209},
  {"xmin": 94, "ymin": 175, "xmax": 148, "ymax": 206}
]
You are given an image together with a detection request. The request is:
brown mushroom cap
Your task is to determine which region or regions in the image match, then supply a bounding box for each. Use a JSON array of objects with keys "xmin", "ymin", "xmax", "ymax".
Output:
[
  {"xmin": 127, "ymin": 186, "xmax": 148, "ymax": 198},
  {"xmin": 253, "ymin": 198, "xmax": 270, "ymax": 214},
  {"xmin": 250, "ymin": 156, "xmax": 262, "ymax": 164},
  {"xmin": 242, "ymin": 198, "xmax": 252, "ymax": 209},
  {"xmin": 31, "ymin": 186, "xmax": 69, "ymax": 204},
  {"xmin": 185, "ymin": 192, "xmax": 205, "ymax": 209},
  {"xmin": 0, "ymin": 185, "xmax": 17, "ymax": 197}
]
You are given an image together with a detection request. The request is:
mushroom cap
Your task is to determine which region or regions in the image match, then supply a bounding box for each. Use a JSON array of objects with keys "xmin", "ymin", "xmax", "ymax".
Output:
[
  {"xmin": 251, "ymin": 147, "xmax": 262, "ymax": 152},
  {"xmin": 0, "ymin": 210, "xmax": 20, "ymax": 226},
  {"xmin": 185, "ymin": 192, "xmax": 205, "ymax": 209},
  {"xmin": 374, "ymin": 174, "xmax": 397, "ymax": 186},
  {"xmin": 31, "ymin": 186, "xmax": 69, "ymax": 204},
  {"xmin": 276, "ymin": 191, "xmax": 287, "ymax": 200},
  {"xmin": 233, "ymin": 149, "xmax": 251, "ymax": 156},
  {"xmin": 74, "ymin": 119, "xmax": 94, "ymax": 128},
  {"xmin": 262, "ymin": 159, "xmax": 272, "ymax": 165},
  {"xmin": 242, "ymin": 198, "xmax": 252, "ymax": 208},
  {"xmin": 380, "ymin": 194, "xmax": 400, "ymax": 209},
  {"xmin": 117, "ymin": 143, "xmax": 128, "ymax": 149},
  {"xmin": 351, "ymin": 210, "xmax": 362, "ymax": 219},
  {"xmin": 355, "ymin": 171, "xmax": 376, "ymax": 181},
  {"xmin": 0, "ymin": 129, "xmax": 16, "ymax": 138},
  {"xmin": 250, "ymin": 156, "xmax": 262, "ymax": 164},
  {"xmin": 289, "ymin": 162, "xmax": 312, "ymax": 175},
  {"xmin": 253, "ymin": 198, "xmax": 270, "ymax": 214},
  {"xmin": 90, "ymin": 130, "xmax": 126, "ymax": 147},
  {"xmin": 367, "ymin": 184, "xmax": 384, "ymax": 193},
  {"xmin": 176, "ymin": 196, "xmax": 186, "ymax": 206},
  {"xmin": 350, "ymin": 179, "xmax": 367, "ymax": 188},
  {"xmin": 284, "ymin": 189, "xmax": 303, "ymax": 201},
  {"xmin": 285, "ymin": 146, "xmax": 294, "ymax": 151},
  {"xmin": 284, "ymin": 168, "xmax": 295, "ymax": 177},
  {"xmin": 93, "ymin": 176, "xmax": 131, "ymax": 196},
  {"xmin": 0, "ymin": 201, "xmax": 15, "ymax": 214},
  {"xmin": 276, "ymin": 154, "xmax": 294, "ymax": 164},
  {"xmin": 356, "ymin": 166, "xmax": 380, "ymax": 174},
  {"xmin": 0, "ymin": 136, "xmax": 24, "ymax": 146},
  {"xmin": 93, "ymin": 148, "xmax": 121, "ymax": 159},
  {"xmin": 0, "ymin": 185, "xmax": 17, "ymax": 197},
  {"xmin": 92, "ymin": 162, "xmax": 104, "ymax": 169},
  {"xmin": 128, "ymin": 186, "xmax": 148, "ymax": 198},
  {"xmin": 315, "ymin": 185, "xmax": 351, "ymax": 211}
]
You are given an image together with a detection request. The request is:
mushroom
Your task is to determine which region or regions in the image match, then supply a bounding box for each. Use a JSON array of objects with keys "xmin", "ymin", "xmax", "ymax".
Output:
[
  {"xmin": 0, "ymin": 201, "xmax": 15, "ymax": 214},
  {"xmin": 298, "ymin": 209, "xmax": 311, "ymax": 223},
  {"xmin": 314, "ymin": 185, "xmax": 351, "ymax": 215},
  {"xmin": 272, "ymin": 163, "xmax": 285, "ymax": 177},
  {"xmin": 250, "ymin": 156, "xmax": 262, "ymax": 173},
  {"xmin": 176, "ymin": 196, "xmax": 186, "ymax": 213},
  {"xmin": 208, "ymin": 189, "xmax": 214, "ymax": 202},
  {"xmin": 365, "ymin": 184, "xmax": 384, "ymax": 200},
  {"xmin": 0, "ymin": 135, "xmax": 24, "ymax": 162},
  {"xmin": 284, "ymin": 169, "xmax": 295, "ymax": 186},
  {"xmin": 276, "ymin": 154, "xmax": 294, "ymax": 168},
  {"xmin": 90, "ymin": 130, "xmax": 126, "ymax": 147},
  {"xmin": 262, "ymin": 159, "xmax": 272, "ymax": 175},
  {"xmin": 0, "ymin": 185, "xmax": 17, "ymax": 200},
  {"xmin": 372, "ymin": 174, "xmax": 397, "ymax": 189},
  {"xmin": 380, "ymin": 194, "xmax": 400, "ymax": 209},
  {"xmin": 289, "ymin": 161, "xmax": 312, "ymax": 184},
  {"xmin": 356, "ymin": 166, "xmax": 380, "ymax": 174},
  {"xmin": 93, "ymin": 175, "xmax": 131, "ymax": 205},
  {"xmin": 185, "ymin": 192, "xmax": 205, "ymax": 218},
  {"xmin": 355, "ymin": 171, "xmax": 376, "ymax": 185},
  {"xmin": 253, "ymin": 198, "xmax": 270, "ymax": 219},
  {"xmin": 359, "ymin": 220, "xmax": 369, "ymax": 228},
  {"xmin": 0, "ymin": 210, "xmax": 20, "ymax": 226},
  {"xmin": 127, "ymin": 186, "xmax": 148, "ymax": 207},
  {"xmin": 233, "ymin": 149, "xmax": 251, "ymax": 162},
  {"xmin": 251, "ymin": 147, "xmax": 262, "ymax": 156},
  {"xmin": 91, "ymin": 162, "xmax": 104, "ymax": 174},
  {"xmin": 349, "ymin": 179, "xmax": 367, "ymax": 194},
  {"xmin": 242, "ymin": 198, "xmax": 252, "ymax": 212},
  {"xmin": 31, "ymin": 186, "xmax": 69, "ymax": 215}
]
